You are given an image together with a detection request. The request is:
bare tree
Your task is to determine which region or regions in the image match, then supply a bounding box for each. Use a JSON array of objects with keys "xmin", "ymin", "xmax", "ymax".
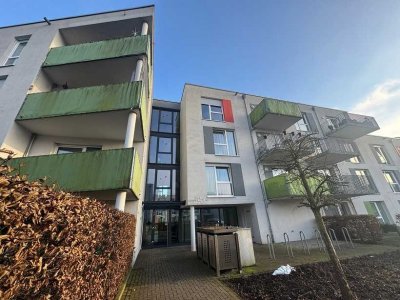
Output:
[{"xmin": 272, "ymin": 133, "xmax": 357, "ymax": 300}]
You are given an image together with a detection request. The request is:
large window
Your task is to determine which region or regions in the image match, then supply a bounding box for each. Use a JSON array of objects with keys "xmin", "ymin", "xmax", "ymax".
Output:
[
  {"xmin": 295, "ymin": 112, "xmax": 311, "ymax": 132},
  {"xmin": 149, "ymin": 136, "xmax": 179, "ymax": 164},
  {"xmin": 4, "ymin": 36, "xmax": 29, "ymax": 66},
  {"xmin": 151, "ymin": 109, "xmax": 179, "ymax": 133},
  {"xmin": 57, "ymin": 145, "xmax": 101, "ymax": 154},
  {"xmin": 213, "ymin": 130, "xmax": 237, "ymax": 156},
  {"xmin": 383, "ymin": 171, "xmax": 400, "ymax": 193},
  {"xmin": 202, "ymin": 104, "xmax": 223, "ymax": 121},
  {"xmin": 195, "ymin": 207, "xmax": 238, "ymax": 227},
  {"xmin": 145, "ymin": 168, "xmax": 179, "ymax": 201},
  {"xmin": 206, "ymin": 166, "xmax": 233, "ymax": 196},
  {"xmin": 373, "ymin": 145, "xmax": 390, "ymax": 164},
  {"xmin": 348, "ymin": 156, "xmax": 362, "ymax": 164},
  {"xmin": 364, "ymin": 201, "xmax": 392, "ymax": 224}
]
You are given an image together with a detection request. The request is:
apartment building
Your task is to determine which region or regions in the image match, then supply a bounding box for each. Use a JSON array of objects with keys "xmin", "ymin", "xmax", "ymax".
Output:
[
  {"xmin": 1, "ymin": 6, "xmax": 399, "ymax": 254},
  {"xmin": 180, "ymin": 83, "xmax": 400, "ymax": 245},
  {"xmin": 0, "ymin": 6, "xmax": 154, "ymax": 261}
]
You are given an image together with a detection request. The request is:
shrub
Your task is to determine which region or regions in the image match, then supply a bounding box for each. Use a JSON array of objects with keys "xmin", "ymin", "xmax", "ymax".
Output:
[
  {"xmin": 323, "ymin": 215, "xmax": 383, "ymax": 243},
  {"xmin": 0, "ymin": 165, "xmax": 136, "ymax": 299},
  {"xmin": 381, "ymin": 224, "xmax": 398, "ymax": 233}
]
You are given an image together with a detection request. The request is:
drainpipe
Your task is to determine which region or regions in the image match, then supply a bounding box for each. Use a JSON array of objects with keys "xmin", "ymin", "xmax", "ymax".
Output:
[
  {"xmin": 115, "ymin": 22, "xmax": 147, "ymax": 211},
  {"xmin": 190, "ymin": 206, "xmax": 196, "ymax": 251},
  {"xmin": 241, "ymin": 94, "xmax": 275, "ymax": 243}
]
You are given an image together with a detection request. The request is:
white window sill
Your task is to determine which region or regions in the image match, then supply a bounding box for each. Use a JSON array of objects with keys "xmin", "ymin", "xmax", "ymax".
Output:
[
  {"xmin": 214, "ymin": 154, "xmax": 239, "ymax": 157},
  {"xmin": 207, "ymin": 195, "xmax": 235, "ymax": 198}
]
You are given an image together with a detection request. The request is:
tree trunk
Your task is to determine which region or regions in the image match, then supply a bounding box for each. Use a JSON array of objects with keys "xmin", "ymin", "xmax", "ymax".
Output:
[{"xmin": 313, "ymin": 209, "xmax": 357, "ymax": 300}]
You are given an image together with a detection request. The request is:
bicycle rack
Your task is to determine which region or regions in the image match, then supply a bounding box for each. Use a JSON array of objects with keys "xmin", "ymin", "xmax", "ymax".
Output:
[
  {"xmin": 299, "ymin": 231, "xmax": 310, "ymax": 255},
  {"xmin": 266, "ymin": 234, "xmax": 276, "ymax": 259},
  {"xmin": 329, "ymin": 228, "xmax": 341, "ymax": 250},
  {"xmin": 314, "ymin": 229, "xmax": 326, "ymax": 253},
  {"xmin": 283, "ymin": 232, "xmax": 294, "ymax": 258},
  {"xmin": 341, "ymin": 227, "xmax": 355, "ymax": 249}
]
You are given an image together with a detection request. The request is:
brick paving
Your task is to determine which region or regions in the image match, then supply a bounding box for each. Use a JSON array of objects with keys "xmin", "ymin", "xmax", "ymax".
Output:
[{"xmin": 122, "ymin": 246, "xmax": 240, "ymax": 300}]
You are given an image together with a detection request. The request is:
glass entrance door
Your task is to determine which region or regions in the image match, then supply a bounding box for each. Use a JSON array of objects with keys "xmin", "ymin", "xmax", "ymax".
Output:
[{"xmin": 143, "ymin": 209, "xmax": 169, "ymax": 247}]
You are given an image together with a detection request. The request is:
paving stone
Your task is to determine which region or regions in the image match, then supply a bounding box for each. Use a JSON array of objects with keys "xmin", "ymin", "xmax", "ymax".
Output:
[{"xmin": 121, "ymin": 246, "xmax": 239, "ymax": 300}]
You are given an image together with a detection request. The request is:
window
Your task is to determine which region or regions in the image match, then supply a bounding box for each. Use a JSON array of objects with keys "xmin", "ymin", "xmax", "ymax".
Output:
[
  {"xmin": 364, "ymin": 201, "xmax": 391, "ymax": 224},
  {"xmin": 202, "ymin": 104, "xmax": 224, "ymax": 121},
  {"xmin": 295, "ymin": 112, "xmax": 311, "ymax": 132},
  {"xmin": 373, "ymin": 145, "xmax": 389, "ymax": 164},
  {"xmin": 354, "ymin": 169, "xmax": 374, "ymax": 188},
  {"xmin": 348, "ymin": 156, "xmax": 361, "ymax": 163},
  {"xmin": 4, "ymin": 36, "xmax": 30, "ymax": 66},
  {"xmin": 213, "ymin": 130, "xmax": 237, "ymax": 156},
  {"xmin": 326, "ymin": 117, "xmax": 340, "ymax": 130},
  {"xmin": 145, "ymin": 168, "xmax": 179, "ymax": 201},
  {"xmin": 206, "ymin": 166, "xmax": 233, "ymax": 196},
  {"xmin": 57, "ymin": 145, "xmax": 101, "ymax": 154},
  {"xmin": 151, "ymin": 109, "xmax": 179, "ymax": 133},
  {"xmin": 149, "ymin": 136, "xmax": 179, "ymax": 164},
  {"xmin": 0, "ymin": 76, "xmax": 7, "ymax": 88},
  {"xmin": 383, "ymin": 171, "xmax": 400, "ymax": 193}
]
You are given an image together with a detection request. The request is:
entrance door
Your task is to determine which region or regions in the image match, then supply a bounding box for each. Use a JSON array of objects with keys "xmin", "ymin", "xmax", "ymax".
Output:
[{"xmin": 143, "ymin": 209, "xmax": 169, "ymax": 247}]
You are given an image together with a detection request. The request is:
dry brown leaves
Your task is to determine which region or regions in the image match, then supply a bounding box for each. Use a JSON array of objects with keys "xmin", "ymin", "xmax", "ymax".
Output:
[{"xmin": 0, "ymin": 165, "xmax": 136, "ymax": 299}]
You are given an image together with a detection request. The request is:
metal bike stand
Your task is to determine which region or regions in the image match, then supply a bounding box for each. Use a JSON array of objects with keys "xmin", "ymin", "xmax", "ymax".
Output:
[
  {"xmin": 299, "ymin": 231, "xmax": 310, "ymax": 255},
  {"xmin": 283, "ymin": 232, "xmax": 294, "ymax": 258},
  {"xmin": 266, "ymin": 234, "xmax": 276, "ymax": 259},
  {"xmin": 341, "ymin": 227, "xmax": 355, "ymax": 249},
  {"xmin": 329, "ymin": 228, "xmax": 341, "ymax": 250}
]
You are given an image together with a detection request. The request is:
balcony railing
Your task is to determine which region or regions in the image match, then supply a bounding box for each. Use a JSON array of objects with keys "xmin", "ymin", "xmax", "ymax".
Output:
[
  {"xmin": 328, "ymin": 175, "xmax": 378, "ymax": 197},
  {"xmin": 43, "ymin": 35, "xmax": 150, "ymax": 67},
  {"xmin": 264, "ymin": 174, "xmax": 377, "ymax": 201},
  {"xmin": 264, "ymin": 174, "xmax": 326, "ymax": 200},
  {"xmin": 256, "ymin": 134, "xmax": 314, "ymax": 165},
  {"xmin": 17, "ymin": 82, "xmax": 144, "ymax": 120},
  {"xmin": 250, "ymin": 98, "xmax": 302, "ymax": 131},
  {"xmin": 308, "ymin": 138, "xmax": 360, "ymax": 166},
  {"xmin": 7, "ymin": 148, "xmax": 142, "ymax": 198},
  {"xmin": 320, "ymin": 112, "xmax": 379, "ymax": 139}
]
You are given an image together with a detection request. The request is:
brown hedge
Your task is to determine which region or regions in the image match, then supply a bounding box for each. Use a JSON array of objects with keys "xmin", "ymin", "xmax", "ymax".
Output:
[
  {"xmin": 0, "ymin": 165, "xmax": 136, "ymax": 299},
  {"xmin": 323, "ymin": 215, "xmax": 382, "ymax": 243}
]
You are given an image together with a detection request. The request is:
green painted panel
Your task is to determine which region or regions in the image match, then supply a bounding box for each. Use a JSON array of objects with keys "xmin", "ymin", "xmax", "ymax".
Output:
[
  {"xmin": 17, "ymin": 82, "xmax": 143, "ymax": 120},
  {"xmin": 43, "ymin": 35, "xmax": 150, "ymax": 66},
  {"xmin": 7, "ymin": 148, "xmax": 135, "ymax": 192},
  {"xmin": 264, "ymin": 174, "xmax": 329, "ymax": 200},
  {"xmin": 250, "ymin": 98, "xmax": 302, "ymax": 127}
]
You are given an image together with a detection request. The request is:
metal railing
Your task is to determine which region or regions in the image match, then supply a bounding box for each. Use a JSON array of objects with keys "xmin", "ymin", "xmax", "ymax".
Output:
[
  {"xmin": 283, "ymin": 232, "xmax": 294, "ymax": 257},
  {"xmin": 320, "ymin": 112, "xmax": 379, "ymax": 136},
  {"xmin": 313, "ymin": 138, "xmax": 359, "ymax": 157},
  {"xmin": 329, "ymin": 175, "xmax": 378, "ymax": 197},
  {"xmin": 299, "ymin": 231, "xmax": 310, "ymax": 255},
  {"xmin": 266, "ymin": 234, "xmax": 276, "ymax": 259},
  {"xmin": 255, "ymin": 134, "xmax": 286, "ymax": 161}
]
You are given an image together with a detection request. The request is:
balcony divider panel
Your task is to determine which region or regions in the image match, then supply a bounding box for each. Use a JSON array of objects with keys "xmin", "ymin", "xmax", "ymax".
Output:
[
  {"xmin": 7, "ymin": 148, "xmax": 136, "ymax": 193},
  {"xmin": 43, "ymin": 35, "xmax": 150, "ymax": 67},
  {"xmin": 17, "ymin": 82, "xmax": 143, "ymax": 120}
]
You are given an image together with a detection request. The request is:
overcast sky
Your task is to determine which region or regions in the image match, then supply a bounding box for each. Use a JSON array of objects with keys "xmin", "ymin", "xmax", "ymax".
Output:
[{"xmin": 1, "ymin": 0, "xmax": 399, "ymax": 137}]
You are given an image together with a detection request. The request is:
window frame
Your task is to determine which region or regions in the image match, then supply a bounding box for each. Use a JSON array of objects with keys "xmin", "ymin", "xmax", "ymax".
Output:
[
  {"xmin": 295, "ymin": 112, "xmax": 311, "ymax": 132},
  {"xmin": 201, "ymin": 103, "xmax": 224, "ymax": 122},
  {"xmin": 213, "ymin": 129, "xmax": 237, "ymax": 156},
  {"xmin": 56, "ymin": 144, "xmax": 102, "ymax": 154},
  {"xmin": 3, "ymin": 37, "xmax": 29, "ymax": 66},
  {"xmin": 206, "ymin": 165, "xmax": 233, "ymax": 197},
  {"xmin": 373, "ymin": 145, "xmax": 389, "ymax": 164},
  {"xmin": 382, "ymin": 171, "xmax": 400, "ymax": 193},
  {"xmin": 145, "ymin": 166, "xmax": 180, "ymax": 202}
]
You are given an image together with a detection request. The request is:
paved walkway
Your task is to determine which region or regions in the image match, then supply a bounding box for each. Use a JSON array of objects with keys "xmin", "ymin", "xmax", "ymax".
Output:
[{"xmin": 122, "ymin": 246, "xmax": 240, "ymax": 300}]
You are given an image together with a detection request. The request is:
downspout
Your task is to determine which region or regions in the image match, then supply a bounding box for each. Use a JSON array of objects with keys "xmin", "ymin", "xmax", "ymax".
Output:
[
  {"xmin": 241, "ymin": 94, "xmax": 275, "ymax": 243},
  {"xmin": 23, "ymin": 133, "xmax": 37, "ymax": 157}
]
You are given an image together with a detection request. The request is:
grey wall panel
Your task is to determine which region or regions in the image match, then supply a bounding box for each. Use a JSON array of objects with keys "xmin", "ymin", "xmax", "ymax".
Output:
[
  {"xmin": 231, "ymin": 163, "xmax": 246, "ymax": 196},
  {"xmin": 203, "ymin": 126, "xmax": 215, "ymax": 154}
]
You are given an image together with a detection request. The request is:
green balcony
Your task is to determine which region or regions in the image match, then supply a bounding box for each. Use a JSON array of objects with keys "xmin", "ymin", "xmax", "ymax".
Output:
[
  {"xmin": 264, "ymin": 174, "xmax": 328, "ymax": 200},
  {"xmin": 16, "ymin": 82, "xmax": 147, "ymax": 141},
  {"xmin": 250, "ymin": 98, "xmax": 302, "ymax": 131},
  {"xmin": 7, "ymin": 148, "xmax": 142, "ymax": 199},
  {"xmin": 43, "ymin": 35, "xmax": 150, "ymax": 67}
]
